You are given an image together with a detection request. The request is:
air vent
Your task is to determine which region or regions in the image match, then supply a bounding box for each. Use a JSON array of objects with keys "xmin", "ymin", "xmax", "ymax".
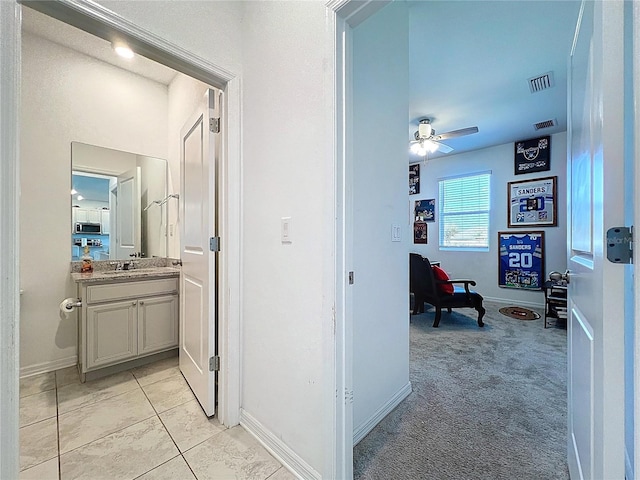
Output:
[
  {"xmin": 534, "ymin": 119, "xmax": 557, "ymax": 130},
  {"xmin": 528, "ymin": 72, "xmax": 555, "ymax": 93}
]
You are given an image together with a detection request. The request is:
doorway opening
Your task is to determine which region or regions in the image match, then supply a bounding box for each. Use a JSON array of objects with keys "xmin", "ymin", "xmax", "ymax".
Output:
[{"xmin": 11, "ymin": 1, "xmax": 242, "ymax": 476}]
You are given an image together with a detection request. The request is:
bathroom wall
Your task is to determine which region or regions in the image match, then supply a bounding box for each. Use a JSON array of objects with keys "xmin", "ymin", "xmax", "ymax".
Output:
[{"xmin": 20, "ymin": 31, "xmax": 169, "ymax": 374}]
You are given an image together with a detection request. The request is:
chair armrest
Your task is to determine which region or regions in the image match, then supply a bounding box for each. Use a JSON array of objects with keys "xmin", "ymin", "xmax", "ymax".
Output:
[
  {"xmin": 436, "ymin": 279, "xmax": 477, "ymax": 295},
  {"xmin": 447, "ymin": 279, "xmax": 476, "ymax": 286}
]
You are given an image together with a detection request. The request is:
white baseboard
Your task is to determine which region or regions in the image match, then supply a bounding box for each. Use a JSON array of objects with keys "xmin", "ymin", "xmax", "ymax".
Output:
[
  {"xmin": 353, "ymin": 382, "xmax": 412, "ymax": 445},
  {"xmin": 20, "ymin": 355, "xmax": 77, "ymax": 378},
  {"xmin": 483, "ymin": 296, "xmax": 544, "ymax": 309},
  {"xmin": 626, "ymin": 446, "xmax": 634, "ymax": 480},
  {"xmin": 240, "ymin": 409, "xmax": 321, "ymax": 480}
]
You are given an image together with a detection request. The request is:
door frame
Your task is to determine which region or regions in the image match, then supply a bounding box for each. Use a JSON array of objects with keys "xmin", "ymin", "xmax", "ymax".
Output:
[
  {"xmin": 0, "ymin": 1, "xmax": 241, "ymax": 476},
  {"xmin": 0, "ymin": 2, "xmax": 21, "ymax": 477},
  {"xmin": 328, "ymin": 1, "xmax": 391, "ymax": 478},
  {"xmin": 634, "ymin": 1, "xmax": 640, "ymax": 476}
]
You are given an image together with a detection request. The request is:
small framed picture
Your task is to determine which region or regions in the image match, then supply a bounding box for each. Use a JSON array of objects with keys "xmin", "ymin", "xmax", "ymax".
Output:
[
  {"xmin": 514, "ymin": 136, "xmax": 550, "ymax": 175},
  {"xmin": 409, "ymin": 164, "xmax": 420, "ymax": 195},
  {"xmin": 507, "ymin": 176, "xmax": 557, "ymax": 228},
  {"xmin": 414, "ymin": 222, "xmax": 427, "ymax": 244},
  {"xmin": 415, "ymin": 199, "xmax": 435, "ymax": 222}
]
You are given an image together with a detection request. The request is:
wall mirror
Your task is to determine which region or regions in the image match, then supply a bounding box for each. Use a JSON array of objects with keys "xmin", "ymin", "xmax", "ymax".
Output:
[{"xmin": 71, "ymin": 142, "xmax": 169, "ymax": 261}]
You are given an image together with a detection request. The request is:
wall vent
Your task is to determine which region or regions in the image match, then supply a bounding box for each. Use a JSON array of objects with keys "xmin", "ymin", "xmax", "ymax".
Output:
[{"xmin": 528, "ymin": 72, "xmax": 555, "ymax": 93}]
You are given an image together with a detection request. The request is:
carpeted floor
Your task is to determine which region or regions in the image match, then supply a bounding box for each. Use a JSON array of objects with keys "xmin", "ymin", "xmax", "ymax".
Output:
[{"xmin": 353, "ymin": 300, "xmax": 568, "ymax": 480}]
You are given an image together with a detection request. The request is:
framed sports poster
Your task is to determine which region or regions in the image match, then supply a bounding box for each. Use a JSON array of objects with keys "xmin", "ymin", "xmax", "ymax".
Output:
[
  {"xmin": 414, "ymin": 222, "xmax": 427, "ymax": 244},
  {"xmin": 415, "ymin": 199, "xmax": 435, "ymax": 222},
  {"xmin": 514, "ymin": 136, "xmax": 550, "ymax": 175},
  {"xmin": 498, "ymin": 231, "xmax": 544, "ymax": 290},
  {"xmin": 507, "ymin": 176, "xmax": 557, "ymax": 227},
  {"xmin": 409, "ymin": 164, "xmax": 420, "ymax": 195}
]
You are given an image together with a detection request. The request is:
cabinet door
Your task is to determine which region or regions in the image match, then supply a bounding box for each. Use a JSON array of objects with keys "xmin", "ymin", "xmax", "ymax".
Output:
[
  {"xmin": 86, "ymin": 300, "xmax": 137, "ymax": 369},
  {"xmin": 75, "ymin": 208, "xmax": 88, "ymax": 223},
  {"xmin": 137, "ymin": 295, "xmax": 178, "ymax": 355},
  {"xmin": 87, "ymin": 209, "xmax": 101, "ymax": 223},
  {"xmin": 101, "ymin": 210, "xmax": 110, "ymax": 235}
]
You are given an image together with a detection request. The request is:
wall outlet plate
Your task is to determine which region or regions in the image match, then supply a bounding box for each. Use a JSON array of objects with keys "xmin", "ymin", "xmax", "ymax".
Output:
[{"xmin": 391, "ymin": 224, "xmax": 401, "ymax": 242}]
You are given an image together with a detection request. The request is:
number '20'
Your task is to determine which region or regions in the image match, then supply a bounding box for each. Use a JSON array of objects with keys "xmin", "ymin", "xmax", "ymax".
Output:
[{"xmin": 508, "ymin": 252, "xmax": 533, "ymax": 268}]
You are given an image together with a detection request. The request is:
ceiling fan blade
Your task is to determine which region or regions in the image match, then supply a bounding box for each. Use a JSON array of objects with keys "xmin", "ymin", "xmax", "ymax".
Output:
[
  {"xmin": 433, "ymin": 126, "xmax": 479, "ymax": 141},
  {"xmin": 433, "ymin": 141, "xmax": 453, "ymax": 154}
]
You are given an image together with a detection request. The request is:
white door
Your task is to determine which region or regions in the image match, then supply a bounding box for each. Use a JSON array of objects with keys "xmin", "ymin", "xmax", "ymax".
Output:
[
  {"xmin": 115, "ymin": 167, "xmax": 141, "ymax": 259},
  {"xmin": 179, "ymin": 88, "xmax": 219, "ymax": 416},
  {"xmin": 567, "ymin": 1, "xmax": 626, "ymax": 478}
]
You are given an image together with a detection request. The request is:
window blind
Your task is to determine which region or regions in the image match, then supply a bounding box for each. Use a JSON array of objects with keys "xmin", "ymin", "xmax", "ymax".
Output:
[{"xmin": 439, "ymin": 172, "xmax": 491, "ymax": 249}]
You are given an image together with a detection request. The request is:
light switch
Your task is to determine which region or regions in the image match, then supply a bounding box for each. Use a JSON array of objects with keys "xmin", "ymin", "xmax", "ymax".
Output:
[
  {"xmin": 391, "ymin": 224, "xmax": 401, "ymax": 242},
  {"xmin": 281, "ymin": 217, "xmax": 292, "ymax": 244}
]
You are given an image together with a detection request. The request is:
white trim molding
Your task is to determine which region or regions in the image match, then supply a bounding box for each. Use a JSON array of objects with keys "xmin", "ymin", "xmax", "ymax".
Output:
[
  {"xmin": 26, "ymin": 0, "xmax": 235, "ymax": 87},
  {"xmin": 327, "ymin": 0, "xmax": 392, "ymax": 477},
  {"xmin": 483, "ymin": 296, "xmax": 545, "ymax": 309},
  {"xmin": 353, "ymin": 382, "xmax": 412, "ymax": 445},
  {"xmin": 19, "ymin": 356, "xmax": 77, "ymax": 379},
  {"xmin": 240, "ymin": 409, "xmax": 321, "ymax": 480},
  {"xmin": 327, "ymin": 0, "xmax": 391, "ymax": 28},
  {"xmin": 0, "ymin": 2, "xmax": 21, "ymax": 478},
  {"xmin": 633, "ymin": 1, "xmax": 640, "ymax": 477}
]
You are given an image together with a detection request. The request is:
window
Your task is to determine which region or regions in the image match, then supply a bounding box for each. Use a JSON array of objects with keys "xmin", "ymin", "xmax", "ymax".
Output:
[{"xmin": 439, "ymin": 172, "xmax": 491, "ymax": 250}]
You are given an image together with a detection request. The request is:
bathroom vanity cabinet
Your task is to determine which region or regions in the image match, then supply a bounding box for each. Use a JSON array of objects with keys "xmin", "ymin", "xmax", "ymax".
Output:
[{"xmin": 74, "ymin": 273, "xmax": 179, "ymax": 381}]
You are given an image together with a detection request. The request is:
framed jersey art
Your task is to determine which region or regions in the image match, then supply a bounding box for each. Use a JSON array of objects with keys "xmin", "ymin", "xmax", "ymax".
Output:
[
  {"xmin": 507, "ymin": 176, "xmax": 557, "ymax": 228},
  {"xmin": 498, "ymin": 231, "xmax": 544, "ymax": 290}
]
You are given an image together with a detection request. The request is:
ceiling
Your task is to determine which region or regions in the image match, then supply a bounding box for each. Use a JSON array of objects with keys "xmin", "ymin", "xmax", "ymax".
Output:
[
  {"xmin": 408, "ymin": 0, "xmax": 582, "ymax": 159},
  {"xmin": 72, "ymin": 173, "xmax": 111, "ymax": 204},
  {"xmin": 21, "ymin": 7, "xmax": 177, "ymax": 86},
  {"xmin": 23, "ymin": 2, "xmax": 581, "ymax": 161}
]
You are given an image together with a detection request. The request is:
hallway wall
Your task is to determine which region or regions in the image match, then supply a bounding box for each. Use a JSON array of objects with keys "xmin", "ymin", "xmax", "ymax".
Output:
[{"xmin": 240, "ymin": 2, "xmax": 335, "ymax": 475}]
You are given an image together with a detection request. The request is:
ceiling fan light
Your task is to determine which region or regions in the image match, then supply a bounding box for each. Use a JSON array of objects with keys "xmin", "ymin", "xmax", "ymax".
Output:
[
  {"xmin": 410, "ymin": 142, "xmax": 422, "ymax": 154},
  {"xmin": 424, "ymin": 140, "xmax": 439, "ymax": 153},
  {"xmin": 418, "ymin": 121, "xmax": 432, "ymax": 138}
]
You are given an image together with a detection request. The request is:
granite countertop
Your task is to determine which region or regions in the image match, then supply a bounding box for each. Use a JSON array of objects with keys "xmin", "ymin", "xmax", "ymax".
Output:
[
  {"xmin": 70, "ymin": 258, "xmax": 181, "ymax": 284},
  {"xmin": 71, "ymin": 266, "xmax": 180, "ymax": 283}
]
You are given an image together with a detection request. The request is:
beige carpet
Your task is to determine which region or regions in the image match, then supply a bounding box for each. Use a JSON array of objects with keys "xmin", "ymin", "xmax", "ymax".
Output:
[{"xmin": 354, "ymin": 300, "xmax": 568, "ymax": 479}]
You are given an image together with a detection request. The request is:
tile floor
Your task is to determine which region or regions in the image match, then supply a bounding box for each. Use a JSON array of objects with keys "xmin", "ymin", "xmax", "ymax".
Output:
[{"xmin": 19, "ymin": 356, "xmax": 295, "ymax": 480}]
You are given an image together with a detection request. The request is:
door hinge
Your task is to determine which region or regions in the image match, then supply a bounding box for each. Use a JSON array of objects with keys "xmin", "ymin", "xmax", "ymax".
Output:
[
  {"xmin": 209, "ymin": 355, "xmax": 220, "ymax": 372},
  {"xmin": 348, "ymin": 271, "xmax": 354, "ymax": 285},
  {"xmin": 210, "ymin": 236, "xmax": 220, "ymax": 252},
  {"xmin": 209, "ymin": 117, "xmax": 220, "ymax": 133},
  {"xmin": 606, "ymin": 226, "xmax": 633, "ymax": 264}
]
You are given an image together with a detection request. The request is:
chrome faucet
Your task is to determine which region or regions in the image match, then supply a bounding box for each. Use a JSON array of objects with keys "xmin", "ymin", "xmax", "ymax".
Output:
[{"xmin": 122, "ymin": 260, "xmax": 136, "ymax": 271}]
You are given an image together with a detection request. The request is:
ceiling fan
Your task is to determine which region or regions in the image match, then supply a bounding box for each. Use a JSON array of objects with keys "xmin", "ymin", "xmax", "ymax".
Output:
[{"xmin": 410, "ymin": 118, "xmax": 479, "ymax": 156}]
